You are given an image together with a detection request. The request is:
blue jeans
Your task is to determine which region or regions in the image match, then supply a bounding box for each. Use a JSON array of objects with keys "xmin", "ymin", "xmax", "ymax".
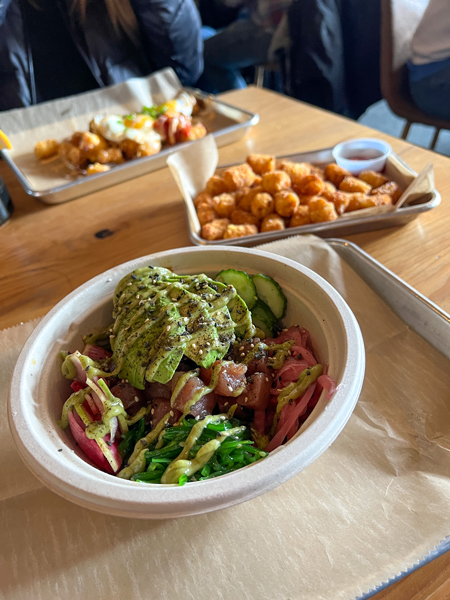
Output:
[
  {"xmin": 409, "ymin": 64, "xmax": 450, "ymax": 121},
  {"xmin": 196, "ymin": 19, "xmax": 273, "ymax": 94}
]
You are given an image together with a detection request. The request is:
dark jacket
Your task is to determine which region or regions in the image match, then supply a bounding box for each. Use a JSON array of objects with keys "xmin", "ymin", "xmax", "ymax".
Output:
[
  {"xmin": 0, "ymin": 0, "xmax": 203, "ymax": 111},
  {"xmin": 285, "ymin": 0, "xmax": 381, "ymax": 119}
]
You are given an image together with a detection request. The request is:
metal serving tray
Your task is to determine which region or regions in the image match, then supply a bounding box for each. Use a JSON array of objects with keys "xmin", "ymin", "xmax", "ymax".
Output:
[
  {"xmin": 185, "ymin": 147, "xmax": 440, "ymax": 245},
  {"xmin": 1, "ymin": 92, "xmax": 259, "ymax": 206},
  {"xmin": 327, "ymin": 239, "xmax": 450, "ymax": 599}
]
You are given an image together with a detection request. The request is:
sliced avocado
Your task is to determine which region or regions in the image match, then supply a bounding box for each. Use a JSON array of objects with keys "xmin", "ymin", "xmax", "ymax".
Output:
[
  {"xmin": 228, "ymin": 295, "xmax": 255, "ymax": 340},
  {"xmin": 111, "ymin": 267, "xmax": 254, "ymax": 383}
]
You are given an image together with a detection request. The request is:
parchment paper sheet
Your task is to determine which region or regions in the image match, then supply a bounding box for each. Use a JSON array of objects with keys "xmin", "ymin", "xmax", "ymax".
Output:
[{"xmin": 2, "ymin": 236, "xmax": 450, "ymax": 600}]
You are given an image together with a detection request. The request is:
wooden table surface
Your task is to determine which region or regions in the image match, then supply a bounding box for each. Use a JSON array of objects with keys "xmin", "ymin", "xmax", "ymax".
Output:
[{"xmin": 1, "ymin": 87, "xmax": 449, "ymax": 599}]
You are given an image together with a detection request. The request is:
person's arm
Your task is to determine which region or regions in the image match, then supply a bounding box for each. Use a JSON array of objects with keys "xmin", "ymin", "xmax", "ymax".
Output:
[
  {"xmin": 0, "ymin": 0, "xmax": 15, "ymax": 26},
  {"xmin": 131, "ymin": 0, "xmax": 203, "ymax": 86}
]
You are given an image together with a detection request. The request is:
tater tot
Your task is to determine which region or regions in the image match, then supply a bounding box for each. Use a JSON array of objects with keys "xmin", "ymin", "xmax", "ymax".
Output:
[
  {"xmin": 320, "ymin": 181, "xmax": 337, "ymax": 201},
  {"xmin": 96, "ymin": 147, "xmax": 124, "ymax": 164},
  {"xmin": 262, "ymin": 170, "xmax": 291, "ymax": 195},
  {"xmin": 197, "ymin": 203, "xmax": 217, "ymax": 225},
  {"xmin": 298, "ymin": 194, "xmax": 317, "ymax": 206},
  {"xmin": 278, "ymin": 161, "xmax": 311, "ymax": 185},
  {"xmin": 294, "ymin": 174, "xmax": 323, "ymax": 196},
  {"xmin": 346, "ymin": 193, "xmax": 374, "ymax": 212},
  {"xmin": 310, "ymin": 166, "xmax": 325, "ymax": 179},
  {"xmin": 230, "ymin": 209, "xmax": 260, "ymax": 226},
  {"xmin": 223, "ymin": 224, "xmax": 259, "ymax": 239},
  {"xmin": 371, "ymin": 181, "xmax": 402, "ymax": 202},
  {"xmin": 194, "ymin": 191, "xmax": 214, "ymax": 209},
  {"xmin": 86, "ymin": 163, "xmax": 111, "ymax": 176},
  {"xmin": 358, "ymin": 170, "xmax": 388, "ymax": 188},
  {"xmin": 251, "ymin": 192, "xmax": 274, "ymax": 219},
  {"xmin": 137, "ymin": 139, "xmax": 162, "ymax": 157},
  {"xmin": 237, "ymin": 186, "xmax": 262, "ymax": 212},
  {"xmin": 252, "ymin": 174, "xmax": 263, "ymax": 186},
  {"xmin": 58, "ymin": 141, "xmax": 84, "ymax": 167},
  {"xmin": 369, "ymin": 193, "xmax": 393, "ymax": 207},
  {"xmin": 234, "ymin": 187, "xmax": 249, "ymax": 208},
  {"xmin": 212, "ymin": 193, "xmax": 236, "ymax": 217},
  {"xmin": 201, "ymin": 218, "xmax": 230, "ymax": 240},
  {"xmin": 76, "ymin": 131, "xmax": 108, "ymax": 154},
  {"xmin": 331, "ymin": 191, "xmax": 351, "ymax": 215},
  {"xmin": 119, "ymin": 139, "xmax": 140, "ymax": 160},
  {"xmin": 247, "ymin": 154, "xmax": 275, "ymax": 175},
  {"xmin": 261, "ymin": 213, "xmax": 285, "ymax": 232},
  {"xmin": 274, "ymin": 189, "xmax": 300, "ymax": 217},
  {"xmin": 206, "ymin": 175, "xmax": 228, "ymax": 196},
  {"xmin": 34, "ymin": 139, "xmax": 60, "ymax": 160},
  {"xmin": 339, "ymin": 176, "xmax": 372, "ymax": 194},
  {"xmin": 308, "ymin": 197, "xmax": 338, "ymax": 222},
  {"xmin": 324, "ymin": 163, "xmax": 351, "ymax": 187},
  {"xmin": 223, "ymin": 163, "xmax": 256, "ymax": 190},
  {"xmin": 289, "ymin": 205, "xmax": 311, "ymax": 227},
  {"xmin": 181, "ymin": 122, "xmax": 208, "ymax": 142}
]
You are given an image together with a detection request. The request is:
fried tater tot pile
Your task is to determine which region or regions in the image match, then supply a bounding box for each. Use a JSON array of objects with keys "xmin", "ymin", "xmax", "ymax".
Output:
[{"xmin": 196, "ymin": 154, "xmax": 401, "ymax": 240}]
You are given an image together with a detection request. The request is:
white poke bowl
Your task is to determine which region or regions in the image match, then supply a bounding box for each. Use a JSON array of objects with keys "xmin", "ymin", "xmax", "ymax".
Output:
[{"xmin": 8, "ymin": 246, "xmax": 365, "ymax": 519}]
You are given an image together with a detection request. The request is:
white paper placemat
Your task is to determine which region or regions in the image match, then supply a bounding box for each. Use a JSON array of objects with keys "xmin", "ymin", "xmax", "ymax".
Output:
[{"xmin": 1, "ymin": 236, "xmax": 449, "ymax": 600}]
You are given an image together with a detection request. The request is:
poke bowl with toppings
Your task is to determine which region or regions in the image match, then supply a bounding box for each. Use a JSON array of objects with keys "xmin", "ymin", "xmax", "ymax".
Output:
[{"xmin": 8, "ymin": 246, "xmax": 365, "ymax": 518}]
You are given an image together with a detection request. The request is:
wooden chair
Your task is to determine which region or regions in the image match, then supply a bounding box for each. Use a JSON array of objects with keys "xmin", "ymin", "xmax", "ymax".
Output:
[{"xmin": 381, "ymin": 0, "xmax": 450, "ymax": 149}]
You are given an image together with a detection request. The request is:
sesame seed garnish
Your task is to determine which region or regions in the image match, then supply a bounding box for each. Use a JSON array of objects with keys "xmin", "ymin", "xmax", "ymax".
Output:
[
  {"xmin": 265, "ymin": 377, "xmax": 269, "ymax": 382},
  {"xmin": 224, "ymin": 402, "xmax": 229, "ymax": 407},
  {"xmin": 169, "ymin": 411, "xmax": 174, "ymax": 417},
  {"xmin": 250, "ymin": 343, "xmax": 254, "ymax": 348},
  {"xmin": 151, "ymin": 408, "xmax": 155, "ymax": 414},
  {"xmin": 240, "ymin": 353, "xmax": 245, "ymax": 357},
  {"xmin": 239, "ymin": 346, "xmax": 244, "ymax": 352},
  {"xmin": 166, "ymin": 325, "xmax": 170, "ymax": 331},
  {"xmin": 199, "ymin": 349, "xmax": 203, "ymax": 355},
  {"xmin": 145, "ymin": 318, "xmax": 149, "ymax": 323},
  {"xmin": 244, "ymin": 397, "xmax": 248, "ymax": 403},
  {"xmin": 227, "ymin": 385, "xmax": 233, "ymax": 391}
]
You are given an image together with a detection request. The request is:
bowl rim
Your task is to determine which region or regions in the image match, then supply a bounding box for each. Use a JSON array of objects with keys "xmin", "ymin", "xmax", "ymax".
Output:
[
  {"xmin": 333, "ymin": 137, "xmax": 392, "ymax": 157},
  {"xmin": 8, "ymin": 245, "xmax": 365, "ymax": 518}
]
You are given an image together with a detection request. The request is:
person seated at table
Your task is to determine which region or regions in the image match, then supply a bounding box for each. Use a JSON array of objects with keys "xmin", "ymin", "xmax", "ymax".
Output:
[
  {"xmin": 197, "ymin": 0, "xmax": 292, "ymax": 94},
  {"xmin": 408, "ymin": 0, "xmax": 450, "ymax": 120},
  {"xmin": 0, "ymin": 0, "xmax": 203, "ymax": 111}
]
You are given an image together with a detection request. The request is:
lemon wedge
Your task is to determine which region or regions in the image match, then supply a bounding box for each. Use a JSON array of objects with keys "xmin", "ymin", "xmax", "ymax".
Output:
[{"xmin": 0, "ymin": 130, "xmax": 12, "ymax": 150}]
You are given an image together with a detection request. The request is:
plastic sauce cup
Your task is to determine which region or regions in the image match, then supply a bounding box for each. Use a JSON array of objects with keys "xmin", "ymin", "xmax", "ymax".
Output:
[{"xmin": 332, "ymin": 138, "xmax": 392, "ymax": 174}]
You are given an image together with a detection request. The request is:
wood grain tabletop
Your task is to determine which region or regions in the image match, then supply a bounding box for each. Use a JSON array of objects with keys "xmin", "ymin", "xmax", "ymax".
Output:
[{"xmin": 1, "ymin": 86, "xmax": 449, "ymax": 599}]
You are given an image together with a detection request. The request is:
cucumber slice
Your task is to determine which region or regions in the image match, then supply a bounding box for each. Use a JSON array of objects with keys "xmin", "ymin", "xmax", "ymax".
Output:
[
  {"xmin": 215, "ymin": 269, "xmax": 258, "ymax": 309},
  {"xmin": 251, "ymin": 274, "xmax": 287, "ymax": 319},
  {"xmin": 251, "ymin": 300, "xmax": 278, "ymax": 338}
]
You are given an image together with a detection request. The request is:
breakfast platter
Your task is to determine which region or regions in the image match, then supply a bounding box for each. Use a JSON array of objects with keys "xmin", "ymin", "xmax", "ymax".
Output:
[{"xmin": 0, "ymin": 68, "xmax": 258, "ymax": 204}]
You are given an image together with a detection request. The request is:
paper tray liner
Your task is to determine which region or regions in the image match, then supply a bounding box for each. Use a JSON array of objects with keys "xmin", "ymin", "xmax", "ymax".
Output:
[{"xmin": 2, "ymin": 236, "xmax": 450, "ymax": 600}]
